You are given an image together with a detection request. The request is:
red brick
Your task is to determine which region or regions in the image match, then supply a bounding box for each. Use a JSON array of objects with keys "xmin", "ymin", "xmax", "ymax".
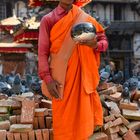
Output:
[
  {"xmin": 98, "ymin": 82, "xmax": 110, "ymax": 91},
  {"xmin": 10, "ymin": 124, "xmax": 33, "ymax": 133},
  {"xmin": 116, "ymin": 84, "xmax": 123, "ymax": 92},
  {"xmin": 6, "ymin": 132, "xmax": 14, "ymax": 140},
  {"xmin": 35, "ymin": 130, "xmax": 43, "ymax": 140},
  {"xmin": 123, "ymin": 129, "xmax": 139, "ymax": 140},
  {"xmin": 0, "ymin": 107, "xmax": 8, "ymax": 114},
  {"xmin": 127, "ymin": 121, "xmax": 140, "ymax": 131},
  {"xmin": 49, "ymin": 129, "xmax": 53, "ymax": 140},
  {"xmin": 119, "ymin": 102, "xmax": 138, "ymax": 110},
  {"xmin": 28, "ymin": 130, "xmax": 35, "ymax": 140},
  {"xmin": 112, "ymin": 118, "xmax": 123, "ymax": 126},
  {"xmin": 9, "ymin": 116, "xmax": 17, "ymax": 124},
  {"xmin": 14, "ymin": 133, "xmax": 21, "ymax": 140},
  {"xmin": 0, "ymin": 120, "xmax": 10, "ymax": 130},
  {"xmin": 104, "ymin": 114, "xmax": 115, "ymax": 123},
  {"xmin": 42, "ymin": 129, "xmax": 49, "ymax": 140},
  {"xmin": 33, "ymin": 117, "xmax": 38, "ymax": 129},
  {"xmin": 136, "ymin": 134, "xmax": 140, "ymax": 139},
  {"xmin": 0, "ymin": 94, "xmax": 8, "ymax": 100},
  {"xmin": 106, "ymin": 102, "xmax": 121, "ymax": 114},
  {"xmin": 40, "ymin": 99, "xmax": 52, "ymax": 109},
  {"xmin": 90, "ymin": 132, "xmax": 108, "ymax": 140},
  {"xmin": 119, "ymin": 125, "xmax": 128, "ymax": 136},
  {"xmin": 35, "ymin": 103, "xmax": 39, "ymax": 108},
  {"xmin": 110, "ymin": 92, "xmax": 122, "ymax": 102},
  {"xmin": 20, "ymin": 99, "xmax": 35, "ymax": 124},
  {"xmin": 115, "ymin": 114, "xmax": 130, "ymax": 126},
  {"xmin": 0, "ymin": 130, "xmax": 6, "ymax": 140},
  {"xmin": 99, "ymin": 86, "xmax": 117, "ymax": 95},
  {"xmin": 21, "ymin": 133, "xmax": 28, "ymax": 140},
  {"xmin": 38, "ymin": 117, "xmax": 45, "ymax": 129},
  {"xmin": 35, "ymin": 108, "xmax": 48, "ymax": 117},
  {"xmin": 133, "ymin": 90, "xmax": 140, "ymax": 100},
  {"xmin": 46, "ymin": 117, "xmax": 52, "ymax": 129},
  {"xmin": 0, "ymin": 99, "xmax": 21, "ymax": 109},
  {"xmin": 48, "ymin": 109, "xmax": 52, "ymax": 117},
  {"xmin": 104, "ymin": 126, "xmax": 119, "ymax": 135},
  {"xmin": 108, "ymin": 133, "xmax": 119, "ymax": 140},
  {"xmin": 103, "ymin": 121, "xmax": 113, "ymax": 130},
  {"xmin": 16, "ymin": 115, "xmax": 21, "ymax": 124},
  {"xmin": 122, "ymin": 109, "xmax": 140, "ymax": 121}
]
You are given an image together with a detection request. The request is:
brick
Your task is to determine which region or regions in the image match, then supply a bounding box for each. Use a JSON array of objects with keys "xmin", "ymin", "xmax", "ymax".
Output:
[
  {"xmin": 133, "ymin": 90, "xmax": 140, "ymax": 100},
  {"xmin": 104, "ymin": 126, "xmax": 119, "ymax": 135},
  {"xmin": 42, "ymin": 129, "xmax": 49, "ymax": 140},
  {"xmin": 0, "ymin": 120, "xmax": 10, "ymax": 130},
  {"xmin": 16, "ymin": 115, "xmax": 21, "ymax": 124},
  {"xmin": 33, "ymin": 117, "xmax": 38, "ymax": 129},
  {"xmin": 6, "ymin": 132, "xmax": 14, "ymax": 140},
  {"xmin": 136, "ymin": 134, "xmax": 140, "ymax": 139},
  {"xmin": 103, "ymin": 121, "xmax": 114, "ymax": 130},
  {"xmin": 0, "ymin": 107, "xmax": 8, "ymax": 114},
  {"xmin": 114, "ymin": 138, "xmax": 123, "ymax": 140},
  {"xmin": 35, "ymin": 103, "xmax": 39, "ymax": 108},
  {"xmin": 104, "ymin": 114, "xmax": 115, "ymax": 123},
  {"xmin": 48, "ymin": 109, "xmax": 52, "ymax": 117},
  {"xmin": 112, "ymin": 118, "xmax": 123, "ymax": 126},
  {"xmin": 115, "ymin": 114, "xmax": 130, "ymax": 126},
  {"xmin": 89, "ymin": 132, "xmax": 108, "ymax": 140},
  {"xmin": 10, "ymin": 124, "xmax": 33, "ymax": 133},
  {"xmin": 119, "ymin": 125, "xmax": 128, "ymax": 136},
  {"xmin": 9, "ymin": 116, "xmax": 17, "ymax": 124},
  {"xmin": 20, "ymin": 99, "xmax": 35, "ymax": 124},
  {"xmin": 106, "ymin": 102, "xmax": 121, "ymax": 114},
  {"xmin": 46, "ymin": 117, "xmax": 52, "ymax": 129},
  {"xmin": 49, "ymin": 129, "xmax": 53, "ymax": 140},
  {"xmin": 0, "ymin": 99, "xmax": 21, "ymax": 109},
  {"xmin": 40, "ymin": 99, "xmax": 52, "ymax": 109},
  {"xmin": 35, "ymin": 108, "xmax": 48, "ymax": 117},
  {"xmin": 35, "ymin": 129, "xmax": 43, "ymax": 140},
  {"xmin": 0, "ymin": 94, "xmax": 8, "ymax": 100},
  {"xmin": 127, "ymin": 121, "xmax": 140, "ymax": 131},
  {"xmin": 110, "ymin": 92, "xmax": 122, "ymax": 102},
  {"xmin": 98, "ymin": 82, "xmax": 110, "ymax": 91},
  {"xmin": 99, "ymin": 86, "xmax": 117, "ymax": 95},
  {"xmin": 21, "ymin": 133, "xmax": 28, "ymax": 140},
  {"xmin": 38, "ymin": 117, "xmax": 45, "ymax": 129},
  {"xmin": 0, "ymin": 130, "xmax": 6, "ymax": 140},
  {"xmin": 14, "ymin": 133, "xmax": 21, "ymax": 140},
  {"xmin": 123, "ymin": 129, "xmax": 139, "ymax": 140},
  {"xmin": 28, "ymin": 130, "xmax": 35, "ymax": 140},
  {"xmin": 119, "ymin": 102, "xmax": 139, "ymax": 110},
  {"xmin": 122, "ymin": 109, "xmax": 140, "ymax": 121},
  {"xmin": 108, "ymin": 133, "xmax": 119, "ymax": 140},
  {"xmin": 12, "ymin": 109, "xmax": 21, "ymax": 115},
  {"xmin": 116, "ymin": 84, "xmax": 123, "ymax": 92}
]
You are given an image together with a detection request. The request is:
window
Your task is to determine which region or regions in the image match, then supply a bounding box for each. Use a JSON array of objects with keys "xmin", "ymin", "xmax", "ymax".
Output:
[
  {"xmin": 0, "ymin": 3, "xmax": 6, "ymax": 20},
  {"xmin": 114, "ymin": 4, "xmax": 122, "ymax": 20}
]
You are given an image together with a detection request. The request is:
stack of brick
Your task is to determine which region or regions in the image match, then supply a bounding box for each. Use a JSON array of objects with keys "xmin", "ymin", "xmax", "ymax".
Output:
[
  {"xmin": 0, "ymin": 94, "xmax": 53, "ymax": 140},
  {"xmin": 91, "ymin": 83, "xmax": 140, "ymax": 140}
]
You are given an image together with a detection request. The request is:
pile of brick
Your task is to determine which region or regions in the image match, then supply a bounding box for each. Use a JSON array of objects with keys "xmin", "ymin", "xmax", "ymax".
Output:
[
  {"xmin": 91, "ymin": 83, "xmax": 140, "ymax": 140},
  {"xmin": 0, "ymin": 93, "xmax": 53, "ymax": 140}
]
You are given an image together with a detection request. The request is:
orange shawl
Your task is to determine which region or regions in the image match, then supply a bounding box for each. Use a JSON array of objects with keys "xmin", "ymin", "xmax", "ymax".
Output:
[{"xmin": 49, "ymin": 5, "xmax": 104, "ymax": 140}]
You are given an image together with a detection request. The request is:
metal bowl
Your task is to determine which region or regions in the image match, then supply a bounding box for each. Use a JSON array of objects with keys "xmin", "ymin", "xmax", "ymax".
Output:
[{"xmin": 71, "ymin": 22, "xmax": 96, "ymax": 42}]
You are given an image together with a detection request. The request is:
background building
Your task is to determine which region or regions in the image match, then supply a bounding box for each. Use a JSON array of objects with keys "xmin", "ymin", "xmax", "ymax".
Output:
[{"xmin": 0, "ymin": 0, "xmax": 140, "ymax": 79}]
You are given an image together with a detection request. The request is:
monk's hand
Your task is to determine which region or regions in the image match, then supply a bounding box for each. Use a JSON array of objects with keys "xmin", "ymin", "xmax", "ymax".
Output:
[
  {"xmin": 47, "ymin": 80, "xmax": 62, "ymax": 99},
  {"xmin": 78, "ymin": 37, "xmax": 97, "ymax": 48}
]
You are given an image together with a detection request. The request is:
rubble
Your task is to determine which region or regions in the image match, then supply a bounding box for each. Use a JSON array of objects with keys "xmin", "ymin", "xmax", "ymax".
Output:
[{"xmin": 0, "ymin": 80, "xmax": 139, "ymax": 140}]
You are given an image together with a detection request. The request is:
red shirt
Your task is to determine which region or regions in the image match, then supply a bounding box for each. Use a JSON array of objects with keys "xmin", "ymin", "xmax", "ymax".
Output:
[{"xmin": 38, "ymin": 5, "xmax": 108, "ymax": 84}]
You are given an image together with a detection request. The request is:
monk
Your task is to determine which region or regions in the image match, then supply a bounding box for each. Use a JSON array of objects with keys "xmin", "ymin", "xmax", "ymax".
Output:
[{"xmin": 38, "ymin": 0, "xmax": 108, "ymax": 139}]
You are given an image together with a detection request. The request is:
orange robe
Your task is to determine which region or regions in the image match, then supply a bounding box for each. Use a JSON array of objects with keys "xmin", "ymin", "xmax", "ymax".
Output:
[{"xmin": 50, "ymin": 5, "xmax": 104, "ymax": 140}]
